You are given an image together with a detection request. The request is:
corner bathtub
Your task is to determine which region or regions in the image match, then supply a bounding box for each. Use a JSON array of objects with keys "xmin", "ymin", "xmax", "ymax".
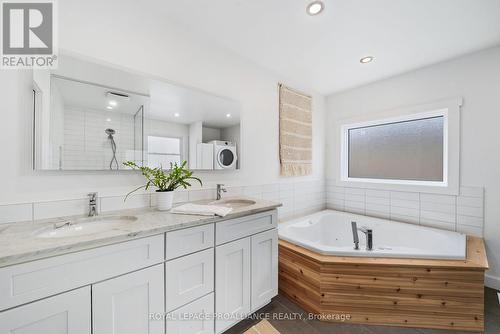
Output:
[{"xmin": 279, "ymin": 210, "xmax": 466, "ymax": 260}]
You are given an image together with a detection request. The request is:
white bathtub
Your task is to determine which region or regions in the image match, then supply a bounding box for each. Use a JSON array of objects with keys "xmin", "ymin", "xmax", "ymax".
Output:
[{"xmin": 279, "ymin": 210, "xmax": 467, "ymax": 260}]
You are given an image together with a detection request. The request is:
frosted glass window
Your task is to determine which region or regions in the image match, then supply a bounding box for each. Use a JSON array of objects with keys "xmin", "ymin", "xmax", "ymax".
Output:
[
  {"xmin": 348, "ymin": 116, "xmax": 444, "ymax": 182},
  {"xmin": 147, "ymin": 136, "xmax": 181, "ymax": 168}
]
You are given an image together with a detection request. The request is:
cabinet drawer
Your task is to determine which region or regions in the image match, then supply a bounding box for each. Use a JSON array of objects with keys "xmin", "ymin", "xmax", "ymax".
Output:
[
  {"xmin": 165, "ymin": 248, "xmax": 214, "ymax": 312},
  {"xmin": 0, "ymin": 235, "xmax": 164, "ymax": 311},
  {"xmin": 166, "ymin": 292, "xmax": 214, "ymax": 334},
  {"xmin": 166, "ymin": 224, "xmax": 214, "ymax": 260},
  {"xmin": 216, "ymin": 210, "xmax": 277, "ymax": 245}
]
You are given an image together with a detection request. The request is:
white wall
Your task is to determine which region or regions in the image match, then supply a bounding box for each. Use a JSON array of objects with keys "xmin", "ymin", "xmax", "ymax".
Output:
[
  {"xmin": 0, "ymin": 0, "xmax": 325, "ymax": 204},
  {"xmin": 325, "ymin": 46, "xmax": 500, "ymax": 289}
]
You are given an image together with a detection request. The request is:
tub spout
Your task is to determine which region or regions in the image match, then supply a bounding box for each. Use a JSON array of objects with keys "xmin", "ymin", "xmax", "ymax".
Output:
[
  {"xmin": 359, "ymin": 227, "xmax": 373, "ymax": 251},
  {"xmin": 352, "ymin": 221, "xmax": 373, "ymax": 251}
]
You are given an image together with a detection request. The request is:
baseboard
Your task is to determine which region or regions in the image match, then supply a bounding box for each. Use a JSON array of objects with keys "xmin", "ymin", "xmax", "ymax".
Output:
[{"xmin": 485, "ymin": 273, "xmax": 500, "ymax": 290}]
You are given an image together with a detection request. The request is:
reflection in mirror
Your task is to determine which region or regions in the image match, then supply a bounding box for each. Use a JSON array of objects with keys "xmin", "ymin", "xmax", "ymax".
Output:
[{"xmin": 32, "ymin": 54, "xmax": 241, "ymax": 171}]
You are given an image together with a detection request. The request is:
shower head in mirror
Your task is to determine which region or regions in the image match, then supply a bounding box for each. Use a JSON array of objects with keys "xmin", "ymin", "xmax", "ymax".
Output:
[{"xmin": 105, "ymin": 128, "xmax": 115, "ymax": 137}]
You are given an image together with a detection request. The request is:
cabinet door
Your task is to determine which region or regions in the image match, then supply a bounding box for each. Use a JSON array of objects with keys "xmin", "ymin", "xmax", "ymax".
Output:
[
  {"xmin": 92, "ymin": 264, "xmax": 164, "ymax": 334},
  {"xmin": 215, "ymin": 238, "xmax": 251, "ymax": 334},
  {"xmin": 0, "ymin": 286, "xmax": 90, "ymax": 334},
  {"xmin": 166, "ymin": 248, "xmax": 214, "ymax": 312},
  {"xmin": 166, "ymin": 292, "xmax": 214, "ymax": 334},
  {"xmin": 251, "ymin": 229, "xmax": 278, "ymax": 311}
]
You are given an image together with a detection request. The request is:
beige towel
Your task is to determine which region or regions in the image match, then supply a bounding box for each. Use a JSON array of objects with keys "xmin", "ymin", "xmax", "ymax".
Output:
[
  {"xmin": 279, "ymin": 84, "xmax": 312, "ymax": 176},
  {"xmin": 170, "ymin": 203, "xmax": 232, "ymax": 217}
]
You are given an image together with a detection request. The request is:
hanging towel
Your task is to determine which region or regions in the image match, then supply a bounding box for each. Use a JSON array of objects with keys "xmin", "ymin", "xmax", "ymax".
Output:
[
  {"xmin": 278, "ymin": 84, "xmax": 312, "ymax": 176},
  {"xmin": 170, "ymin": 203, "xmax": 233, "ymax": 217}
]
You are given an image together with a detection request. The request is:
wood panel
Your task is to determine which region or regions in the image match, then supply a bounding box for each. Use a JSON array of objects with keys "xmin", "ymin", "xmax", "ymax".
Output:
[{"xmin": 278, "ymin": 237, "xmax": 488, "ymax": 332}]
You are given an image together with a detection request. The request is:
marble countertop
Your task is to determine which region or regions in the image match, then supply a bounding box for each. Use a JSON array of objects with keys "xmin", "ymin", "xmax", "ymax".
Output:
[{"xmin": 0, "ymin": 197, "xmax": 281, "ymax": 268}]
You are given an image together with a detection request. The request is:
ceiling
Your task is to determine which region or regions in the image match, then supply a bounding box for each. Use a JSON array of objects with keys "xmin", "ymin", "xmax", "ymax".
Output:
[{"xmin": 157, "ymin": 0, "xmax": 500, "ymax": 95}]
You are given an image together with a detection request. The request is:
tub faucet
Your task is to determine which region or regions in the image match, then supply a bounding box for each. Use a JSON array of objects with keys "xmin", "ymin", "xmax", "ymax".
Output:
[
  {"xmin": 351, "ymin": 221, "xmax": 373, "ymax": 251},
  {"xmin": 216, "ymin": 184, "xmax": 227, "ymax": 200},
  {"xmin": 88, "ymin": 192, "xmax": 98, "ymax": 217}
]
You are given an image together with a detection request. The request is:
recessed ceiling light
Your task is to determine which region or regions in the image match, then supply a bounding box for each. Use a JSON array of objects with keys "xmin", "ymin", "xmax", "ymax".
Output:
[
  {"xmin": 106, "ymin": 106, "xmax": 113, "ymax": 110},
  {"xmin": 106, "ymin": 118, "xmax": 111, "ymax": 122},
  {"xmin": 360, "ymin": 56, "xmax": 375, "ymax": 64},
  {"xmin": 306, "ymin": 1, "xmax": 324, "ymax": 16},
  {"xmin": 108, "ymin": 100, "xmax": 117, "ymax": 107},
  {"xmin": 174, "ymin": 113, "xmax": 180, "ymax": 117},
  {"xmin": 226, "ymin": 113, "xmax": 231, "ymax": 118}
]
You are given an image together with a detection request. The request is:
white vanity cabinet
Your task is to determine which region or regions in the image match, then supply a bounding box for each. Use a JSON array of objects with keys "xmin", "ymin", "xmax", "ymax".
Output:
[
  {"xmin": 92, "ymin": 264, "xmax": 165, "ymax": 334},
  {"xmin": 0, "ymin": 286, "xmax": 91, "ymax": 334},
  {"xmin": 0, "ymin": 208, "xmax": 279, "ymax": 334},
  {"xmin": 215, "ymin": 210, "xmax": 278, "ymax": 333}
]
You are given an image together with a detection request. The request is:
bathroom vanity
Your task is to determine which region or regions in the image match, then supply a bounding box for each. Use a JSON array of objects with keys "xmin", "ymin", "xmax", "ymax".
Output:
[{"xmin": 0, "ymin": 198, "xmax": 280, "ymax": 334}]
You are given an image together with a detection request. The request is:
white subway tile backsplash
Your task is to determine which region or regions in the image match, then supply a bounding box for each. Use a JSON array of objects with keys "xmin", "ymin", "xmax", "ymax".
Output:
[
  {"xmin": 188, "ymin": 189, "xmax": 216, "ymax": 201},
  {"xmin": 365, "ymin": 196, "xmax": 390, "ymax": 205},
  {"xmin": 365, "ymin": 189, "xmax": 390, "ymax": 199},
  {"xmin": 101, "ymin": 194, "xmax": 151, "ymax": 212},
  {"xmin": 390, "ymin": 191, "xmax": 419, "ymax": 201},
  {"xmin": 34, "ymin": 199, "xmax": 89, "ymax": 220},
  {"xmin": 420, "ymin": 201, "xmax": 456, "ymax": 214},
  {"xmin": 459, "ymin": 186, "xmax": 484, "ymax": 198},
  {"xmin": 420, "ymin": 193, "xmax": 456, "ymax": 205},
  {"xmin": 365, "ymin": 203, "xmax": 390, "ymax": 215},
  {"xmin": 0, "ymin": 203, "xmax": 33, "ymax": 224},
  {"xmin": 457, "ymin": 205, "xmax": 483, "ymax": 218},
  {"xmin": 345, "ymin": 187, "xmax": 366, "ymax": 196},
  {"xmin": 457, "ymin": 215, "xmax": 483, "ymax": 227},
  {"xmin": 390, "ymin": 206, "xmax": 419, "ymax": 219},
  {"xmin": 420, "ymin": 210, "xmax": 455, "ymax": 224},
  {"xmin": 390, "ymin": 198, "xmax": 420, "ymax": 210},
  {"xmin": 457, "ymin": 196, "xmax": 483, "ymax": 208},
  {"xmin": 345, "ymin": 193, "xmax": 365, "ymax": 203}
]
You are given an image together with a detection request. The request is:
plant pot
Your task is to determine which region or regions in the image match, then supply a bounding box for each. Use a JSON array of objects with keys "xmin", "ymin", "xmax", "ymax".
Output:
[{"xmin": 156, "ymin": 190, "xmax": 174, "ymax": 211}]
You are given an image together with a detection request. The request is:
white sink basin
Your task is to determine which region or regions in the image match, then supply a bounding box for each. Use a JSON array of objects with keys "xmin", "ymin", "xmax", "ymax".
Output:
[
  {"xmin": 34, "ymin": 216, "xmax": 137, "ymax": 238},
  {"xmin": 209, "ymin": 199, "xmax": 256, "ymax": 209}
]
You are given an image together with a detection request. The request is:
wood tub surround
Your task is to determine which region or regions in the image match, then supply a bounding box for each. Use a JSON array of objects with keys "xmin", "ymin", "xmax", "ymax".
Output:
[{"xmin": 278, "ymin": 237, "xmax": 489, "ymax": 332}]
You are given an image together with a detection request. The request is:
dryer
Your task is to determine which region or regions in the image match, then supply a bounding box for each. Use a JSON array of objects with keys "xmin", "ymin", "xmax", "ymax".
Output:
[{"xmin": 209, "ymin": 140, "xmax": 237, "ymax": 169}]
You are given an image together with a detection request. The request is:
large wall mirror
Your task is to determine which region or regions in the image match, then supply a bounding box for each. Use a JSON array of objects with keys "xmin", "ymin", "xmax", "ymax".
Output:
[{"xmin": 32, "ymin": 54, "xmax": 241, "ymax": 171}]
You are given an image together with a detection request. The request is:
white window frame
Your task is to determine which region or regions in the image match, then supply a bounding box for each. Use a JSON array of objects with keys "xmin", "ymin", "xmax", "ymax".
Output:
[{"xmin": 336, "ymin": 98, "xmax": 461, "ymax": 195}]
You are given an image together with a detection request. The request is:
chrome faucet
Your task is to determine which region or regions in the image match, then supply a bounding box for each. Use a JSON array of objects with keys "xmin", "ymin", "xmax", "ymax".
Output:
[
  {"xmin": 351, "ymin": 221, "xmax": 373, "ymax": 251},
  {"xmin": 88, "ymin": 192, "xmax": 98, "ymax": 217},
  {"xmin": 216, "ymin": 184, "xmax": 227, "ymax": 200}
]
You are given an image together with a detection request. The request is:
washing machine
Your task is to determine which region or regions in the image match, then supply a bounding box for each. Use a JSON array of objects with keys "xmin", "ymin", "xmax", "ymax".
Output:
[{"xmin": 209, "ymin": 140, "xmax": 237, "ymax": 169}]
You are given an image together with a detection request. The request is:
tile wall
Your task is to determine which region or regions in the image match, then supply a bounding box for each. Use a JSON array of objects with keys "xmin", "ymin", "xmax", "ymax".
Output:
[
  {"xmin": 326, "ymin": 179, "xmax": 485, "ymax": 237},
  {"xmin": 0, "ymin": 180, "xmax": 326, "ymax": 224}
]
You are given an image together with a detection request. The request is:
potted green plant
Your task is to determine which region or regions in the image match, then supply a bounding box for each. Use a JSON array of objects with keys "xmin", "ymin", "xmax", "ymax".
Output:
[{"xmin": 123, "ymin": 160, "xmax": 202, "ymax": 211}]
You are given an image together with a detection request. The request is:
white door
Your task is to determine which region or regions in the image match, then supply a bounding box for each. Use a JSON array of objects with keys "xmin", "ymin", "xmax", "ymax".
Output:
[
  {"xmin": 166, "ymin": 292, "xmax": 214, "ymax": 334},
  {"xmin": 92, "ymin": 264, "xmax": 164, "ymax": 334},
  {"xmin": 0, "ymin": 286, "xmax": 90, "ymax": 334},
  {"xmin": 251, "ymin": 229, "xmax": 278, "ymax": 311},
  {"xmin": 215, "ymin": 237, "xmax": 251, "ymax": 334}
]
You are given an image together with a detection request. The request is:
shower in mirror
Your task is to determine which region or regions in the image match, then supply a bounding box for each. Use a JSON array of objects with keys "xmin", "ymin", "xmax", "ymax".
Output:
[
  {"xmin": 32, "ymin": 54, "xmax": 241, "ymax": 171},
  {"xmin": 105, "ymin": 128, "xmax": 118, "ymax": 170}
]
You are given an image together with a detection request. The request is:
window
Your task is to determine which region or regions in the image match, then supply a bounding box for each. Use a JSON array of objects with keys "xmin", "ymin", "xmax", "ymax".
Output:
[
  {"xmin": 341, "ymin": 109, "xmax": 449, "ymax": 187},
  {"xmin": 147, "ymin": 136, "xmax": 182, "ymax": 168}
]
